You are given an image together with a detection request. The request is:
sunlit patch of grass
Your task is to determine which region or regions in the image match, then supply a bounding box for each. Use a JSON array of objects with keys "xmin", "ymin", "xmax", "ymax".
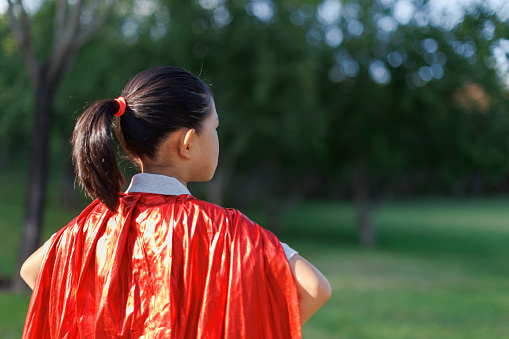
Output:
[
  {"xmin": 0, "ymin": 292, "xmax": 31, "ymax": 339},
  {"xmin": 295, "ymin": 244, "xmax": 509, "ymax": 338},
  {"xmin": 282, "ymin": 199, "xmax": 509, "ymax": 339}
]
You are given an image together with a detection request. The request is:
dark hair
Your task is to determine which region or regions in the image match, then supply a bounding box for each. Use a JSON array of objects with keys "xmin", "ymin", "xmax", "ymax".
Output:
[{"xmin": 72, "ymin": 66, "xmax": 213, "ymax": 211}]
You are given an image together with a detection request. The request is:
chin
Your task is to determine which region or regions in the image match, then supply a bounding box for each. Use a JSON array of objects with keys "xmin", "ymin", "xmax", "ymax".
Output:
[
  {"xmin": 204, "ymin": 171, "xmax": 216, "ymax": 182},
  {"xmin": 195, "ymin": 170, "xmax": 216, "ymax": 182}
]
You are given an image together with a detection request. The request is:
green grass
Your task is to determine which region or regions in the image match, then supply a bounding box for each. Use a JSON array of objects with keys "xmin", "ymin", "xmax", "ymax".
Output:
[
  {"xmin": 280, "ymin": 199, "xmax": 509, "ymax": 338},
  {"xmin": 2, "ymin": 168, "xmax": 509, "ymax": 338},
  {"xmin": 290, "ymin": 242, "xmax": 509, "ymax": 338},
  {"xmin": 0, "ymin": 292, "xmax": 31, "ymax": 339}
]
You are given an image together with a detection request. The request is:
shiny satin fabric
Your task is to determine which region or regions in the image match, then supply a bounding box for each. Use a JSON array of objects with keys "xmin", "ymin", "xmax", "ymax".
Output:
[{"xmin": 23, "ymin": 194, "xmax": 301, "ymax": 338}]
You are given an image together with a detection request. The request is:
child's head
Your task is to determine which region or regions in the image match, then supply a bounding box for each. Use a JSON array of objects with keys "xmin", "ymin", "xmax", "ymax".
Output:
[{"xmin": 72, "ymin": 66, "xmax": 217, "ymax": 211}]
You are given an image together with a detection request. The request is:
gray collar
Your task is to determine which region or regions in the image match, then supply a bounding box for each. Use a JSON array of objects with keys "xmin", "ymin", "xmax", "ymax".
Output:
[{"xmin": 125, "ymin": 173, "xmax": 191, "ymax": 196}]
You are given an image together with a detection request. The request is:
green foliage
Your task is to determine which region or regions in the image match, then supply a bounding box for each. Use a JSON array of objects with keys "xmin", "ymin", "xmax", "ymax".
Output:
[
  {"xmin": 318, "ymin": 3, "xmax": 509, "ymax": 196},
  {"xmin": 0, "ymin": 16, "xmax": 32, "ymax": 161},
  {"xmin": 3, "ymin": 0, "xmax": 509, "ymax": 198}
]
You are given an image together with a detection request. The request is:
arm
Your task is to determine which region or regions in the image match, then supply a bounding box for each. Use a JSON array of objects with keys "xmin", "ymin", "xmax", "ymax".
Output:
[
  {"xmin": 20, "ymin": 244, "xmax": 46, "ymax": 290},
  {"xmin": 288, "ymin": 254, "xmax": 331, "ymax": 324}
]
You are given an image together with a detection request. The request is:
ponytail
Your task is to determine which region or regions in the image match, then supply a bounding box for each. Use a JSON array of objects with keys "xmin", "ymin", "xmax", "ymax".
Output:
[
  {"xmin": 72, "ymin": 99, "xmax": 125, "ymax": 212},
  {"xmin": 72, "ymin": 66, "xmax": 213, "ymax": 212}
]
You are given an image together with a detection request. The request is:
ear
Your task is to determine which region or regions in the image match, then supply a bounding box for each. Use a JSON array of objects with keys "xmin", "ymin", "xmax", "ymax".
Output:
[{"xmin": 179, "ymin": 128, "xmax": 196, "ymax": 159}]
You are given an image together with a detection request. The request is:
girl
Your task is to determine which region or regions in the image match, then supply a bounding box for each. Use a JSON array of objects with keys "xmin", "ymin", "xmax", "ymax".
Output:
[{"xmin": 21, "ymin": 66, "xmax": 331, "ymax": 338}]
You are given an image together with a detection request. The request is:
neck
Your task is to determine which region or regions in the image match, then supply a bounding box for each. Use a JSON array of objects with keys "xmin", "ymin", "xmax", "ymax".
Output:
[{"xmin": 141, "ymin": 163, "xmax": 188, "ymax": 187}]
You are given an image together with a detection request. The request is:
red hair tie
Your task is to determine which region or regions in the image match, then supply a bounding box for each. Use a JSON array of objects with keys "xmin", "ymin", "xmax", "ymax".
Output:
[{"xmin": 114, "ymin": 97, "xmax": 126, "ymax": 117}]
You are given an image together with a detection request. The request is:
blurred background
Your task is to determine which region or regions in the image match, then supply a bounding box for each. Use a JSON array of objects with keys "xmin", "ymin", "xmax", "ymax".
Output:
[{"xmin": 1, "ymin": 0, "xmax": 509, "ymax": 337}]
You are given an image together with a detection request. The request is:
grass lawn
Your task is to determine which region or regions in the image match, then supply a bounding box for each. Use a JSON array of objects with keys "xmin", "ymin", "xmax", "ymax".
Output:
[
  {"xmin": 1, "ymin": 169, "xmax": 509, "ymax": 338},
  {"xmin": 281, "ymin": 199, "xmax": 509, "ymax": 338}
]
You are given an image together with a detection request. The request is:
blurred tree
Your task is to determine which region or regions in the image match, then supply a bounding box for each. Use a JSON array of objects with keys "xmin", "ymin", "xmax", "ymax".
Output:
[
  {"xmin": 315, "ymin": 0, "xmax": 509, "ymax": 246},
  {"xmin": 6, "ymin": 0, "xmax": 113, "ymax": 291},
  {"xmin": 0, "ymin": 15, "xmax": 31, "ymax": 168}
]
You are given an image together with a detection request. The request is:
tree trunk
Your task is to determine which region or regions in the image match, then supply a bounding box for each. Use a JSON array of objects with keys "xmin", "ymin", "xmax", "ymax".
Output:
[
  {"xmin": 353, "ymin": 174, "xmax": 375, "ymax": 248},
  {"xmin": 471, "ymin": 174, "xmax": 485, "ymax": 196},
  {"xmin": 7, "ymin": 0, "xmax": 112, "ymax": 292},
  {"xmin": 12, "ymin": 72, "xmax": 55, "ymax": 292}
]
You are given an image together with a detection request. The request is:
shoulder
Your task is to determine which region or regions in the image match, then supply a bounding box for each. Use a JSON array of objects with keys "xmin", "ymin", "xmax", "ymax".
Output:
[
  {"xmin": 179, "ymin": 195, "xmax": 260, "ymax": 232},
  {"xmin": 181, "ymin": 200, "xmax": 286, "ymax": 261},
  {"xmin": 178, "ymin": 195, "xmax": 242, "ymax": 221}
]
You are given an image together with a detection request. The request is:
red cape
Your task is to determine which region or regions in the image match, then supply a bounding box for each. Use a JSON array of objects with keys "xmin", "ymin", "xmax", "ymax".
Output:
[{"xmin": 23, "ymin": 194, "xmax": 301, "ymax": 338}]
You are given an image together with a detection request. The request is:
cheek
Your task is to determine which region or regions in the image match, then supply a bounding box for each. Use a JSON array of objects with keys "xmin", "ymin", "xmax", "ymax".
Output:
[
  {"xmin": 210, "ymin": 137, "xmax": 219, "ymax": 164},
  {"xmin": 211, "ymin": 134, "xmax": 219, "ymax": 165},
  {"xmin": 206, "ymin": 133, "xmax": 219, "ymax": 161},
  {"xmin": 215, "ymin": 133, "xmax": 219, "ymax": 153}
]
